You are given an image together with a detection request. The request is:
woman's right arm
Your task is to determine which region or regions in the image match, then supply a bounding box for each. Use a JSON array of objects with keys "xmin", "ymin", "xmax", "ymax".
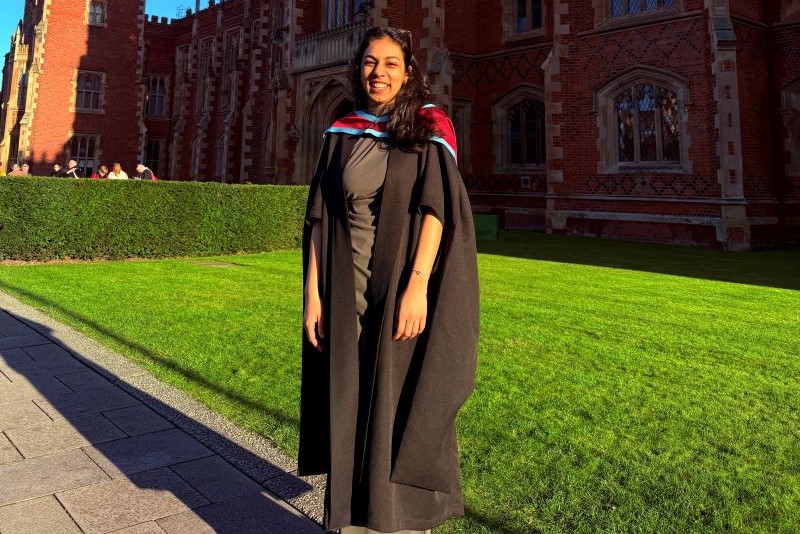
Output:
[{"xmin": 303, "ymin": 220, "xmax": 325, "ymax": 351}]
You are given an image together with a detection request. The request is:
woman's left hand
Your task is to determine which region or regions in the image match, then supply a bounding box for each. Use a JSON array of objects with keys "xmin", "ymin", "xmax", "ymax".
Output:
[{"xmin": 394, "ymin": 275, "xmax": 428, "ymax": 341}]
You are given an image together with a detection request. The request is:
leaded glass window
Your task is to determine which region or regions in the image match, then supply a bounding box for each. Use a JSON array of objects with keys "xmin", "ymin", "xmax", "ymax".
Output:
[
  {"xmin": 88, "ymin": 1, "xmax": 106, "ymax": 24},
  {"xmin": 508, "ymin": 98, "xmax": 546, "ymax": 166},
  {"xmin": 146, "ymin": 76, "xmax": 167, "ymax": 117},
  {"xmin": 76, "ymin": 72, "xmax": 102, "ymax": 110},
  {"xmin": 611, "ymin": 0, "xmax": 676, "ymax": 17},
  {"xmin": 615, "ymin": 83, "xmax": 680, "ymax": 164},
  {"xmin": 197, "ymin": 39, "xmax": 212, "ymax": 111},
  {"xmin": 67, "ymin": 135, "xmax": 99, "ymax": 177},
  {"xmin": 325, "ymin": 0, "xmax": 366, "ymax": 30},
  {"xmin": 516, "ymin": 0, "xmax": 543, "ymax": 32},
  {"xmin": 145, "ymin": 138, "xmax": 161, "ymax": 176}
]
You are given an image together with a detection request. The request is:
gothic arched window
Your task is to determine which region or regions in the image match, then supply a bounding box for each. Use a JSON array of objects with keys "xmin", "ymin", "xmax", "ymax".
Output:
[
  {"xmin": 611, "ymin": 0, "xmax": 676, "ymax": 17},
  {"xmin": 493, "ymin": 85, "xmax": 546, "ymax": 172},
  {"xmin": 614, "ymin": 83, "xmax": 680, "ymax": 164},
  {"xmin": 146, "ymin": 76, "xmax": 167, "ymax": 117},
  {"xmin": 596, "ymin": 68, "xmax": 690, "ymax": 172},
  {"xmin": 508, "ymin": 99, "xmax": 546, "ymax": 166}
]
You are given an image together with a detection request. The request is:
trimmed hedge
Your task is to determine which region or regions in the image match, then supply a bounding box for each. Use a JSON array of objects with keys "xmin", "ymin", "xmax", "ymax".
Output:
[{"xmin": 0, "ymin": 176, "xmax": 309, "ymax": 260}]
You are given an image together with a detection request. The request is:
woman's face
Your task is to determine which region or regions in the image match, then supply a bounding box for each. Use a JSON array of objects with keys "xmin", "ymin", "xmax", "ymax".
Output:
[{"xmin": 360, "ymin": 36, "xmax": 409, "ymax": 111}]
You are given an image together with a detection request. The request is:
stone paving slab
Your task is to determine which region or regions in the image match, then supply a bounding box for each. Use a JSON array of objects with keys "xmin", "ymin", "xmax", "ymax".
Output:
[
  {"xmin": 0, "ymin": 291, "xmax": 326, "ymax": 532},
  {"xmin": 17, "ymin": 343, "xmax": 91, "ymax": 375},
  {"xmin": 111, "ymin": 522, "xmax": 169, "ymax": 534},
  {"xmin": 0, "ymin": 347, "xmax": 35, "ymax": 367},
  {"xmin": 0, "ymin": 449, "xmax": 109, "ymax": 506},
  {"xmin": 0, "ymin": 322, "xmax": 39, "ymax": 337},
  {"xmin": 5, "ymin": 412, "xmax": 127, "ymax": 458},
  {"xmin": 84, "ymin": 428, "xmax": 215, "ymax": 478},
  {"xmin": 102, "ymin": 404, "xmax": 174, "ymax": 436},
  {"xmin": 57, "ymin": 467, "xmax": 209, "ymax": 533},
  {"xmin": 0, "ymin": 332, "xmax": 49, "ymax": 349},
  {"xmin": 169, "ymin": 455, "xmax": 263, "ymax": 503},
  {"xmin": 0, "ymin": 495, "xmax": 83, "ymax": 534},
  {"xmin": 36, "ymin": 385, "xmax": 141, "ymax": 419},
  {"xmin": 155, "ymin": 491, "xmax": 321, "ymax": 534},
  {"xmin": 0, "ymin": 372, "xmax": 74, "ymax": 406},
  {"xmin": 0, "ymin": 399, "xmax": 51, "ymax": 431},
  {"xmin": 0, "ymin": 432, "xmax": 22, "ymax": 465},
  {"xmin": 121, "ymin": 373, "xmax": 298, "ymax": 482},
  {"xmin": 56, "ymin": 368, "xmax": 119, "ymax": 390}
]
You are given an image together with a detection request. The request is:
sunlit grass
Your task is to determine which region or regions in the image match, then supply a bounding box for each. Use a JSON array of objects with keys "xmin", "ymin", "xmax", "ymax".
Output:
[{"xmin": 1, "ymin": 232, "xmax": 798, "ymax": 533}]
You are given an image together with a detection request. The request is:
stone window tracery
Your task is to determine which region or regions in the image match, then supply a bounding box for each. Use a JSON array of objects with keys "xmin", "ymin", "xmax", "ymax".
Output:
[
  {"xmin": 615, "ymin": 83, "xmax": 679, "ymax": 164},
  {"xmin": 146, "ymin": 76, "xmax": 167, "ymax": 117},
  {"xmin": 493, "ymin": 85, "xmax": 546, "ymax": 172},
  {"xmin": 197, "ymin": 38, "xmax": 212, "ymax": 112},
  {"xmin": 145, "ymin": 137, "xmax": 163, "ymax": 176},
  {"xmin": 516, "ymin": 0, "xmax": 543, "ymax": 32},
  {"xmin": 221, "ymin": 30, "xmax": 241, "ymax": 109},
  {"xmin": 502, "ymin": 0, "xmax": 545, "ymax": 40},
  {"xmin": 596, "ymin": 68, "xmax": 690, "ymax": 173},
  {"xmin": 324, "ymin": 0, "xmax": 367, "ymax": 30},
  {"xmin": 66, "ymin": 135, "xmax": 100, "ymax": 177},
  {"xmin": 88, "ymin": 1, "xmax": 106, "ymax": 25},
  {"xmin": 76, "ymin": 71, "xmax": 103, "ymax": 111},
  {"xmin": 611, "ymin": 0, "xmax": 676, "ymax": 17},
  {"xmin": 594, "ymin": 0, "xmax": 682, "ymax": 26}
]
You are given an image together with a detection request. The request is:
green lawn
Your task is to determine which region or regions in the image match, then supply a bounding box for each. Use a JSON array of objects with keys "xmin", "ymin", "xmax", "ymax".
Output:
[{"xmin": 1, "ymin": 232, "xmax": 798, "ymax": 533}]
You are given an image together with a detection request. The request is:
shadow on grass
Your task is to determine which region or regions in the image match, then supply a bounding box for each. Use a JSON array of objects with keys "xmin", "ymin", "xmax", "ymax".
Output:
[
  {"xmin": 0, "ymin": 282, "xmax": 519, "ymax": 533},
  {"xmin": 478, "ymin": 231, "xmax": 800, "ymax": 291},
  {"xmin": 0, "ymin": 280, "xmax": 298, "ymax": 430}
]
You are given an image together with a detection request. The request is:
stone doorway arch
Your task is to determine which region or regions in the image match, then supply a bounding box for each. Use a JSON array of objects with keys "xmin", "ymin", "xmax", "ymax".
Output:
[{"xmin": 297, "ymin": 77, "xmax": 353, "ymax": 184}]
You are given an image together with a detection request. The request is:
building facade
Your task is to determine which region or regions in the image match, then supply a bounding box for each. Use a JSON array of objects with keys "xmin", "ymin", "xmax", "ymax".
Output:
[{"xmin": 1, "ymin": 0, "xmax": 798, "ymax": 249}]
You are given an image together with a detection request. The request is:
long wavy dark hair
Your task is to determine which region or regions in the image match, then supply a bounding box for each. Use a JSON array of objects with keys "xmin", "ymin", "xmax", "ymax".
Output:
[{"xmin": 350, "ymin": 26, "xmax": 436, "ymax": 152}]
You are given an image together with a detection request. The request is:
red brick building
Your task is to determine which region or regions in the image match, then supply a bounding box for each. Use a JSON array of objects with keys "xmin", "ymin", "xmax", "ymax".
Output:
[{"xmin": 1, "ymin": 0, "xmax": 798, "ymax": 249}]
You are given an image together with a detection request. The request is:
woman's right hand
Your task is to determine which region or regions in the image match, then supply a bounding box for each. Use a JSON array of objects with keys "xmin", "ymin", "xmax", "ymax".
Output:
[{"xmin": 303, "ymin": 292, "xmax": 325, "ymax": 352}]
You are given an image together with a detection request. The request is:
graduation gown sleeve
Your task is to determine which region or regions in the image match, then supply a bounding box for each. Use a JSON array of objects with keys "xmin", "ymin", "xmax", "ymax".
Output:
[{"xmin": 389, "ymin": 140, "xmax": 479, "ymax": 492}]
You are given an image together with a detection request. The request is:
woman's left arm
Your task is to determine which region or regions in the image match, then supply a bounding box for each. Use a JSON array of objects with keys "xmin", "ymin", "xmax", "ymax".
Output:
[{"xmin": 394, "ymin": 211, "xmax": 443, "ymax": 341}]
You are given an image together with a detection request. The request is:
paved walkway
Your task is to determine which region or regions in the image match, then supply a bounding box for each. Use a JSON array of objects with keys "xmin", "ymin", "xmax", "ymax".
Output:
[{"xmin": 0, "ymin": 291, "xmax": 325, "ymax": 534}]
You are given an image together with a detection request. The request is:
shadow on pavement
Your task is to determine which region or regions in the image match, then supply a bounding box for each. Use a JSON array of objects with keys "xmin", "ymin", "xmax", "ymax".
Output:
[
  {"xmin": 0, "ymin": 281, "xmax": 527, "ymax": 534},
  {"xmin": 0, "ymin": 295, "xmax": 322, "ymax": 533}
]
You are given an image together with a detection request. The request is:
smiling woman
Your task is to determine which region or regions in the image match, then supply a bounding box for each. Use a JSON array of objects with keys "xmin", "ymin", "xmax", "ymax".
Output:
[
  {"xmin": 299, "ymin": 25, "xmax": 479, "ymax": 534},
  {"xmin": 359, "ymin": 36, "xmax": 410, "ymax": 110}
]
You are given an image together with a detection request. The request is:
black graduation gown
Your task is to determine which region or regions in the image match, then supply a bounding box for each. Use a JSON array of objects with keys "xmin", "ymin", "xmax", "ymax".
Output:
[{"xmin": 299, "ymin": 132, "xmax": 479, "ymax": 532}]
